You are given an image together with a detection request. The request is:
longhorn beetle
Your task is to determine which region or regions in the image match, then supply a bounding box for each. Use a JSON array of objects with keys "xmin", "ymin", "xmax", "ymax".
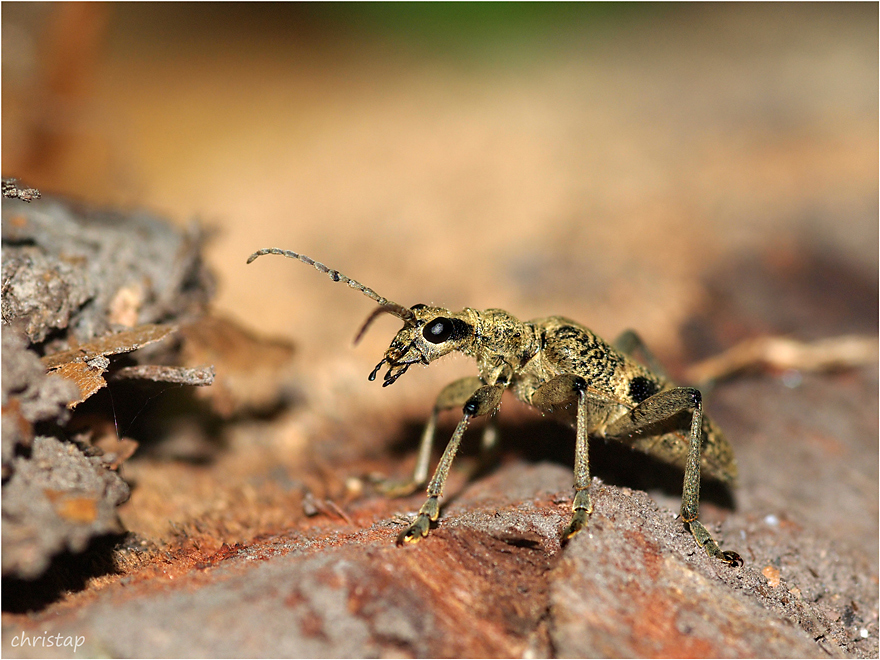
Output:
[{"xmin": 247, "ymin": 248, "xmax": 742, "ymax": 566}]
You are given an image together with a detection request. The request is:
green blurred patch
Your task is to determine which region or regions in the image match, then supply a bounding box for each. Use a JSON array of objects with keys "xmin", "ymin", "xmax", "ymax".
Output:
[{"xmin": 318, "ymin": 3, "xmax": 666, "ymax": 59}]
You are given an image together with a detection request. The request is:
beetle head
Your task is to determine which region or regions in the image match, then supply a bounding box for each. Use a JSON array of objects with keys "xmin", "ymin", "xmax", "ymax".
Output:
[{"xmin": 361, "ymin": 304, "xmax": 474, "ymax": 387}]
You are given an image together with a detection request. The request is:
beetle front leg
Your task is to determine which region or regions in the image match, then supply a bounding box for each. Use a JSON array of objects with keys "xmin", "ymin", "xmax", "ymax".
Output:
[
  {"xmin": 530, "ymin": 375, "xmax": 594, "ymax": 541},
  {"xmin": 398, "ymin": 383, "xmax": 505, "ymax": 544},
  {"xmin": 604, "ymin": 387, "xmax": 742, "ymax": 566},
  {"xmin": 379, "ymin": 377, "xmax": 483, "ymax": 497}
]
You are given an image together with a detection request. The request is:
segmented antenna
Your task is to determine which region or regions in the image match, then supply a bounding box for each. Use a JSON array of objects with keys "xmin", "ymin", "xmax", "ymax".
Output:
[{"xmin": 247, "ymin": 248, "xmax": 416, "ymax": 325}]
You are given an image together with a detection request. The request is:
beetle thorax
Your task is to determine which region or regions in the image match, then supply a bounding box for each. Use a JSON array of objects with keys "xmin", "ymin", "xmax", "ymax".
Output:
[{"xmin": 468, "ymin": 309, "xmax": 539, "ymax": 385}]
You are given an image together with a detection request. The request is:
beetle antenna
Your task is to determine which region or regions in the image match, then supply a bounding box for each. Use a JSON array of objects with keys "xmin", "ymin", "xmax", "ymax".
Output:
[
  {"xmin": 248, "ymin": 248, "xmax": 416, "ymax": 325},
  {"xmin": 354, "ymin": 305, "xmax": 415, "ymax": 345}
]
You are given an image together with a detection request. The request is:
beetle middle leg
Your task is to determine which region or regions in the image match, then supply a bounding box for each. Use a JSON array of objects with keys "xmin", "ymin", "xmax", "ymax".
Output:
[
  {"xmin": 530, "ymin": 374, "xmax": 595, "ymax": 541},
  {"xmin": 603, "ymin": 387, "xmax": 742, "ymax": 566},
  {"xmin": 397, "ymin": 383, "xmax": 505, "ymax": 544}
]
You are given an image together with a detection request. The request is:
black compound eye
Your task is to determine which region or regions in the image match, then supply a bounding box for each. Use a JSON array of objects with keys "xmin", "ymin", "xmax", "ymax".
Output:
[{"xmin": 423, "ymin": 317, "xmax": 454, "ymax": 344}]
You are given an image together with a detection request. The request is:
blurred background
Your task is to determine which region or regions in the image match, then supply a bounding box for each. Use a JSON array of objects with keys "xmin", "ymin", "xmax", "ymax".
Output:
[
  {"xmin": 2, "ymin": 4, "xmax": 875, "ymax": 390},
  {"xmin": 4, "ymin": 7, "xmax": 875, "ymax": 314},
  {"xmin": 3, "ymin": 1, "xmax": 876, "ymax": 419}
]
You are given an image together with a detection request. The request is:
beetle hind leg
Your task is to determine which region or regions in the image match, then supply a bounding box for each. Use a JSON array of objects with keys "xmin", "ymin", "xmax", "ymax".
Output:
[
  {"xmin": 613, "ymin": 329, "xmax": 669, "ymax": 379},
  {"xmin": 603, "ymin": 386, "xmax": 742, "ymax": 566},
  {"xmin": 687, "ymin": 519, "xmax": 743, "ymax": 566}
]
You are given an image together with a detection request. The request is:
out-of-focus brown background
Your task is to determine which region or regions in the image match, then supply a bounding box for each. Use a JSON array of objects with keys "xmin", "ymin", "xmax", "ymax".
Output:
[
  {"xmin": 6, "ymin": 1, "xmax": 876, "ymax": 416},
  {"xmin": 5, "ymin": 3, "xmax": 875, "ymax": 347},
  {"xmin": 2, "ymin": 4, "xmax": 877, "ymax": 657}
]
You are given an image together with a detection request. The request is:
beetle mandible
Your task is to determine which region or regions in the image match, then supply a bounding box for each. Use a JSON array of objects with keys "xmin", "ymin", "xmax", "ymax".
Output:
[{"xmin": 247, "ymin": 248, "xmax": 742, "ymax": 566}]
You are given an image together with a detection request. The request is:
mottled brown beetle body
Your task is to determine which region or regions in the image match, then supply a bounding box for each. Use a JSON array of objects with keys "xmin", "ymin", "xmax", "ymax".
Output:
[
  {"xmin": 248, "ymin": 249, "xmax": 741, "ymax": 566},
  {"xmin": 515, "ymin": 317, "xmax": 736, "ymax": 484}
]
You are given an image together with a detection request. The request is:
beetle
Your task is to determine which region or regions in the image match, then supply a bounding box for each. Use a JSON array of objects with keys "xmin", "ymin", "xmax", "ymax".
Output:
[{"xmin": 248, "ymin": 248, "xmax": 742, "ymax": 566}]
